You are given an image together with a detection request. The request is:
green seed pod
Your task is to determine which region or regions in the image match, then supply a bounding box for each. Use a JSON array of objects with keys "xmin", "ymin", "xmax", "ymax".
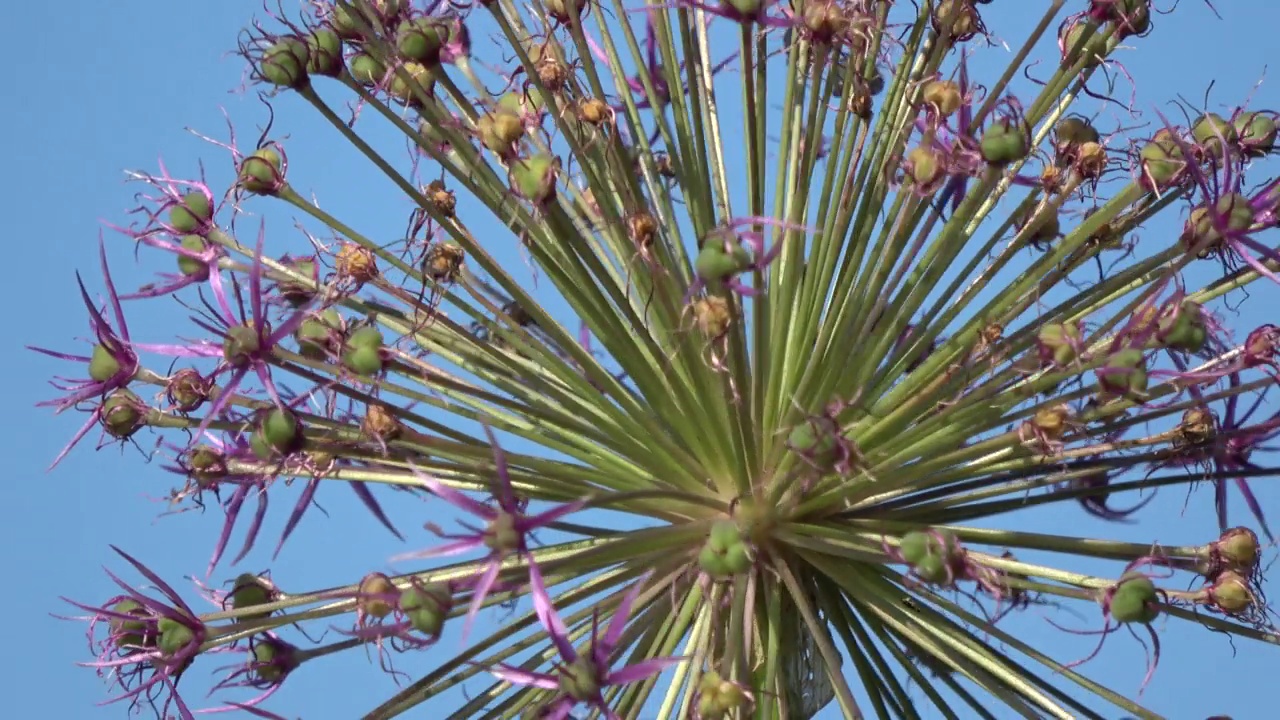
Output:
[
  {"xmin": 156, "ymin": 616, "xmax": 195, "ymax": 657},
  {"xmin": 722, "ymin": 542, "xmax": 751, "ymax": 575},
  {"xmin": 1108, "ymin": 0, "xmax": 1152, "ymax": 37},
  {"xmin": 499, "ymin": 90, "xmax": 544, "ymax": 117},
  {"xmin": 708, "ymin": 519, "xmax": 743, "ymax": 552},
  {"xmin": 788, "ymin": 416, "xmax": 840, "ymax": 468},
  {"xmin": 397, "ymin": 18, "xmax": 449, "ymax": 63},
  {"xmin": 252, "ymin": 407, "xmax": 302, "ymax": 460},
  {"xmin": 479, "ymin": 110, "xmax": 525, "ymax": 154},
  {"xmin": 1157, "ymin": 300, "xmax": 1206, "ymax": 352},
  {"xmin": 697, "ymin": 544, "xmax": 730, "ymax": 577},
  {"xmin": 913, "ymin": 553, "xmax": 949, "ymax": 584},
  {"xmin": 482, "ymin": 512, "xmax": 520, "ymax": 553},
  {"xmin": 101, "ymin": 389, "xmax": 145, "ymax": 439},
  {"xmin": 1055, "ymin": 116, "xmax": 1100, "ymax": 148},
  {"xmin": 348, "ymin": 326, "xmax": 384, "ymax": 350},
  {"xmin": 1037, "ymin": 321, "xmax": 1082, "ymax": 367},
  {"xmin": 1235, "ymin": 111, "xmax": 1278, "ymax": 156},
  {"xmin": 109, "ymin": 599, "xmax": 155, "ymax": 649},
  {"xmin": 1060, "ymin": 20, "xmax": 1109, "ymax": 68},
  {"xmin": 169, "ymin": 191, "xmax": 212, "ymax": 233},
  {"xmin": 1215, "ymin": 527, "xmax": 1260, "ymax": 572},
  {"xmin": 258, "ymin": 37, "xmax": 309, "ymax": 88},
  {"xmin": 177, "ymin": 235, "xmax": 209, "ymax": 278},
  {"xmin": 695, "ymin": 242, "xmax": 753, "ymax": 286},
  {"xmin": 238, "ymin": 146, "xmax": 284, "ymax": 194},
  {"xmin": 1192, "ymin": 113, "xmax": 1238, "ymax": 157},
  {"xmin": 1109, "ymin": 574, "xmax": 1159, "ymax": 624},
  {"xmin": 1209, "ymin": 570, "xmax": 1253, "ymax": 614},
  {"xmin": 184, "ymin": 444, "xmax": 226, "ymax": 485},
  {"xmin": 222, "ymin": 324, "xmax": 261, "ymax": 369},
  {"xmin": 343, "ymin": 344, "xmax": 384, "ymax": 376},
  {"xmin": 1138, "ymin": 129, "xmax": 1185, "ymax": 188},
  {"xmin": 725, "ymin": 0, "xmax": 762, "ymax": 20},
  {"xmin": 295, "ymin": 310, "xmax": 342, "ymax": 360},
  {"xmin": 388, "ymin": 62, "xmax": 436, "ymax": 107},
  {"xmin": 510, "ymin": 154, "xmax": 559, "ymax": 204},
  {"xmin": 88, "ymin": 344, "xmax": 125, "ymax": 383},
  {"xmin": 251, "ymin": 638, "xmax": 295, "ymax": 684},
  {"xmin": 921, "ymin": 80, "xmax": 962, "ymax": 117},
  {"xmin": 305, "ymin": 29, "xmax": 343, "ymax": 76},
  {"xmin": 898, "ymin": 531, "xmax": 933, "ymax": 565},
  {"xmin": 399, "ymin": 582, "xmax": 453, "ymax": 637},
  {"xmin": 348, "ymin": 53, "xmax": 387, "ymax": 86},
  {"xmin": 358, "ymin": 573, "xmax": 397, "ymax": 619},
  {"xmin": 1183, "ymin": 192, "xmax": 1254, "ymax": 256},
  {"xmin": 166, "ymin": 368, "xmax": 209, "ymax": 413},
  {"xmin": 980, "ymin": 120, "xmax": 1029, "ymax": 165},
  {"xmin": 1097, "ymin": 348, "xmax": 1148, "ymax": 396},
  {"xmin": 904, "ymin": 145, "xmax": 945, "ymax": 188},
  {"xmin": 230, "ymin": 573, "xmax": 275, "ymax": 623},
  {"xmin": 1017, "ymin": 205, "xmax": 1061, "ymax": 247},
  {"xmin": 545, "ymin": 0, "xmax": 588, "ymax": 24}
]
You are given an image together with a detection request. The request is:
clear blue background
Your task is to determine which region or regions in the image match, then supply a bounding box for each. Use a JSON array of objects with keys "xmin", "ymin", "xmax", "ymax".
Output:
[{"xmin": 5, "ymin": 2, "xmax": 1280, "ymax": 719}]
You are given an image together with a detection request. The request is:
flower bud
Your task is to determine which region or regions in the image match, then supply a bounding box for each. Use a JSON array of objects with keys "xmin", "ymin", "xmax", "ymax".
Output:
[
  {"xmin": 258, "ymin": 37, "xmax": 309, "ymax": 88},
  {"xmin": 110, "ymin": 599, "xmax": 157, "ymax": 649},
  {"xmin": 169, "ymin": 191, "xmax": 213, "ymax": 233},
  {"xmin": 479, "ymin": 110, "xmax": 525, "ymax": 154},
  {"xmin": 1109, "ymin": 573, "xmax": 1159, "ymax": 623},
  {"xmin": 1214, "ymin": 527, "xmax": 1260, "ymax": 572},
  {"xmin": 897, "ymin": 529, "xmax": 961, "ymax": 584},
  {"xmin": 156, "ymin": 616, "xmax": 196, "ymax": 657},
  {"xmin": 295, "ymin": 309, "xmax": 343, "ymax": 360},
  {"xmin": 184, "ymin": 445, "xmax": 227, "ymax": 485},
  {"xmin": 88, "ymin": 344, "xmax": 125, "ymax": 383},
  {"xmin": 699, "ymin": 520, "xmax": 751, "ymax": 579},
  {"xmin": 1181, "ymin": 193, "xmax": 1254, "ymax": 258}
]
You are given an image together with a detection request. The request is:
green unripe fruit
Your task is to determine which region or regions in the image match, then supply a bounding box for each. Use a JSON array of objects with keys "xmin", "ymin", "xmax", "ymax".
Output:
[
  {"xmin": 89, "ymin": 344, "xmax": 125, "ymax": 383},
  {"xmin": 722, "ymin": 543, "xmax": 751, "ymax": 575},
  {"xmin": 222, "ymin": 324, "xmax": 261, "ymax": 369},
  {"xmin": 1056, "ymin": 117, "xmax": 1099, "ymax": 147},
  {"xmin": 708, "ymin": 519, "xmax": 742, "ymax": 552},
  {"xmin": 1209, "ymin": 571, "xmax": 1252, "ymax": 614},
  {"xmin": 913, "ymin": 554, "xmax": 949, "ymax": 584},
  {"xmin": 1216, "ymin": 527, "xmax": 1260, "ymax": 571},
  {"xmin": 898, "ymin": 531, "xmax": 933, "ymax": 565},
  {"xmin": 156, "ymin": 616, "xmax": 195, "ymax": 657},
  {"xmin": 980, "ymin": 120, "xmax": 1029, "ymax": 165},
  {"xmin": 348, "ymin": 325, "xmax": 384, "ymax": 350},
  {"xmin": 259, "ymin": 37, "xmax": 309, "ymax": 88},
  {"xmin": 101, "ymin": 389, "xmax": 144, "ymax": 439},
  {"xmin": 559, "ymin": 655, "xmax": 601, "ymax": 702},
  {"xmin": 1109, "ymin": 574, "xmax": 1159, "ymax": 624},
  {"xmin": 109, "ymin": 599, "xmax": 155, "ymax": 649},
  {"xmin": 349, "ymin": 54, "xmax": 386, "ymax": 86},
  {"xmin": 169, "ymin": 192, "xmax": 212, "ymax": 233},
  {"xmin": 397, "ymin": 18, "xmax": 449, "ymax": 62},
  {"xmin": 788, "ymin": 416, "xmax": 840, "ymax": 467},
  {"xmin": 1192, "ymin": 113, "xmax": 1237, "ymax": 157},
  {"xmin": 1061, "ymin": 21, "xmax": 1108, "ymax": 68},
  {"xmin": 479, "ymin": 111, "xmax": 525, "ymax": 154},
  {"xmin": 238, "ymin": 146, "xmax": 284, "ymax": 194},
  {"xmin": 510, "ymin": 154, "xmax": 558, "ymax": 204},
  {"xmin": 1037, "ymin": 322, "xmax": 1082, "ymax": 367},
  {"xmin": 1139, "ymin": 130, "xmax": 1185, "ymax": 187},
  {"xmin": 306, "ymin": 29, "xmax": 343, "ymax": 76},
  {"xmin": 295, "ymin": 310, "xmax": 341, "ymax": 360},
  {"xmin": 252, "ymin": 408, "xmax": 302, "ymax": 459},
  {"xmin": 1097, "ymin": 348, "xmax": 1147, "ymax": 396},
  {"xmin": 343, "ymin": 344, "xmax": 384, "ymax": 376},
  {"xmin": 230, "ymin": 574, "xmax": 274, "ymax": 623},
  {"xmin": 177, "ymin": 235, "xmax": 209, "ymax": 278},
  {"xmin": 695, "ymin": 242, "xmax": 753, "ymax": 285},
  {"xmin": 252, "ymin": 639, "xmax": 291, "ymax": 683},
  {"xmin": 1157, "ymin": 301, "xmax": 1206, "ymax": 352},
  {"xmin": 399, "ymin": 583, "xmax": 452, "ymax": 637},
  {"xmin": 698, "ymin": 545, "xmax": 730, "ymax": 577},
  {"xmin": 1235, "ymin": 111, "xmax": 1278, "ymax": 156}
]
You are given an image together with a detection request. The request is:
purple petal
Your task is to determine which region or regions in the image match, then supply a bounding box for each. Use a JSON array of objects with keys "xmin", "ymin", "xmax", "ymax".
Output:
[
  {"xmin": 600, "ymin": 573, "xmax": 652, "ymax": 657},
  {"xmin": 409, "ymin": 464, "xmax": 497, "ymax": 519},
  {"xmin": 517, "ymin": 499, "xmax": 587, "ymax": 534},
  {"xmin": 462, "ymin": 561, "xmax": 501, "ymax": 642},
  {"xmin": 489, "ymin": 664, "xmax": 559, "ymax": 690},
  {"xmin": 606, "ymin": 656, "xmax": 687, "ymax": 686},
  {"xmin": 349, "ymin": 482, "xmax": 404, "ymax": 541},
  {"xmin": 528, "ymin": 560, "xmax": 576, "ymax": 662}
]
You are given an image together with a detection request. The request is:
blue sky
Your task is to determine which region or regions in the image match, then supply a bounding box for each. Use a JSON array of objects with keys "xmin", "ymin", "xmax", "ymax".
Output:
[{"xmin": 6, "ymin": 1, "xmax": 1280, "ymax": 719}]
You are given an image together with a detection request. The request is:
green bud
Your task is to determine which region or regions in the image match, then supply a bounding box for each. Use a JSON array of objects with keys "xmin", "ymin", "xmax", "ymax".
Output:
[
  {"xmin": 708, "ymin": 519, "xmax": 742, "ymax": 552},
  {"xmin": 251, "ymin": 638, "xmax": 294, "ymax": 684},
  {"xmin": 1060, "ymin": 20, "xmax": 1108, "ymax": 68},
  {"xmin": 1157, "ymin": 301, "xmax": 1206, "ymax": 352},
  {"xmin": 348, "ymin": 325, "xmax": 384, "ymax": 350},
  {"xmin": 1215, "ymin": 527, "xmax": 1260, "ymax": 571},
  {"xmin": 169, "ymin": 192, "xmax": 212, "ymax": 233},
  {"xmin": 788, "ymin": 416, "xmax": 840, "ymax": 468},
  {"xmin": 89, "ymin": 344, "xmax": 125, "ymax": 383},
  {"xmin": 343, "ymin": 344, "xmax": 384, "ymax": 376},
  {"xmin": 725, "ymin": 0, "xmax": 762, "ymax": 20},
  {"xmin": 913, "ymin": 554, "xmax": 949, "ymax": 584},
  {"xmin": 1138, "ymin": 129, "xmax": 1185, "ymax": 188},
  {"xmin": 1037, "ymin": 321, "xmax": 1082, "ymax": 367},
  {"xmin": 388, "ymin": 62, "xmax": 436, "ymax": 107},
  {"xmin": 898, "ymin": 531, "xmax": 932, "ymax": 565},
  {"xmin": 1192, "ymin": 113, "xmax": 1237, "ymax": 157},
  {"xmin": 295, "ymin": 310, "xmax": 342, "ymax": 360},
  {"xmin": 904, "ymin": 145, "xmax": 944, "ymax": 188},
  {"xmin": 1055, "ymin": 117, "xmax": 1099, "ymax": 147},
  {"xmin": 1209, "ymin": 571, "xmax": 1253, "ymax": 614},
  {"xmin": 479, "ymin": 110, "xmax": 525, "ymax": 154},
  {"xmin": 238, "ymin": 146, "xmax": 284, "ymax": 194},
  {"xmin": 399, "ymin": 582, "xmax": 453, "ymax": 637},
  {"xmin": 259, "ymin": 37, "xmax": 309, "ymax": 88},
  {"xmin": 1097, "ymin": 348, "xmax": 1148, "ymax": 396}
]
